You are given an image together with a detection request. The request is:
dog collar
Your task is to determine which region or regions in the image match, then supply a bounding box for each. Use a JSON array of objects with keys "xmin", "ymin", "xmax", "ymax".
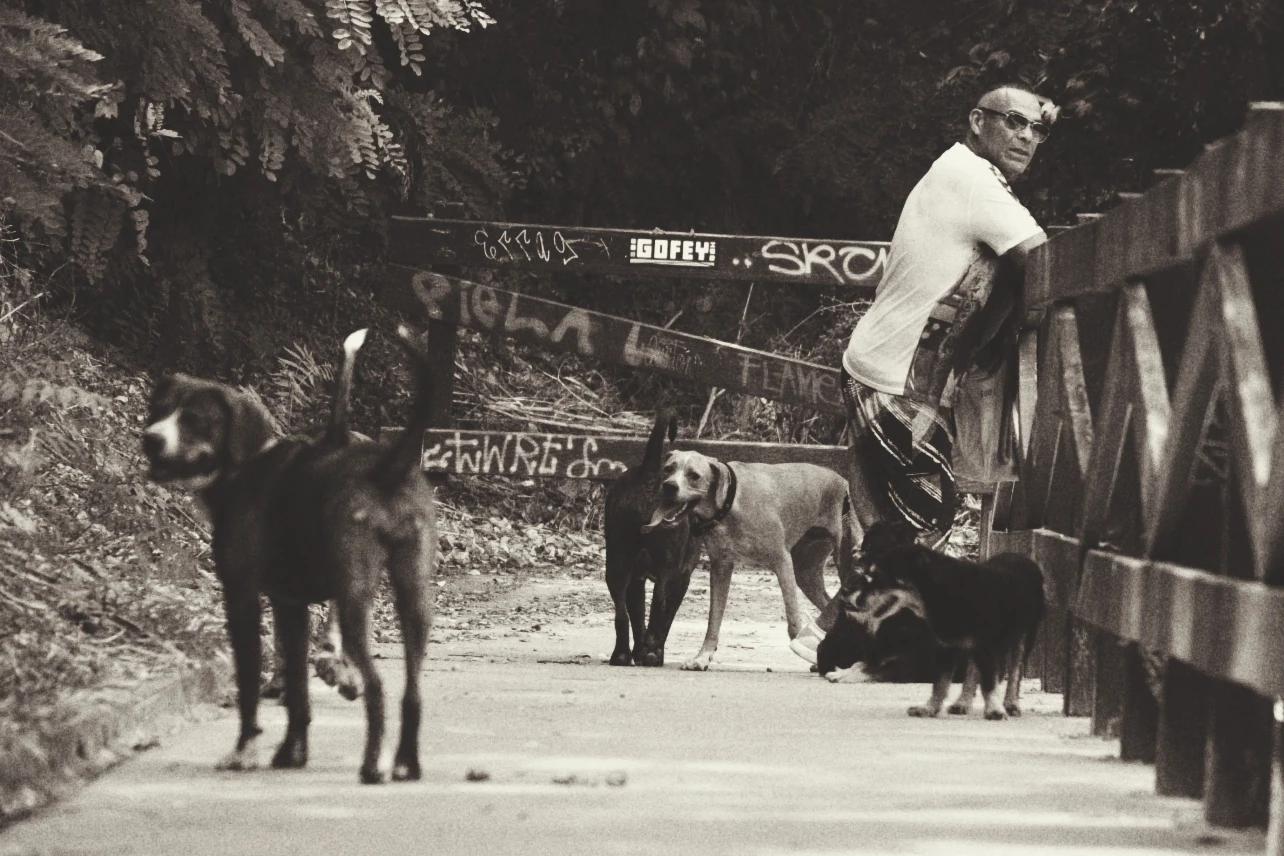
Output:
[{"xmin": 689, "ymin": 462, "xmax": 737, "ymax": 535}]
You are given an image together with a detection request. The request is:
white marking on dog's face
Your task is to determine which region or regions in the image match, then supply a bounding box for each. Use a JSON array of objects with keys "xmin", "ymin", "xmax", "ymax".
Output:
[
  {"xmin": 848, "ymin": 563, "xmax": 927, "ymax": 637},
  {"xmin": 142, "ymin": 377, "xmax": 230, "ymax": 486},
  {"xmin": 143, "ymin": 411, "xmax": 182, "ymax": 457}
]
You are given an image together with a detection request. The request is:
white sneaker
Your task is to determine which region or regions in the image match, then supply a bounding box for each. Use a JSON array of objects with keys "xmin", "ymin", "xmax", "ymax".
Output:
[{"xmin": 789, "ymin": 618, "xmax": 823, "ymax": 665}]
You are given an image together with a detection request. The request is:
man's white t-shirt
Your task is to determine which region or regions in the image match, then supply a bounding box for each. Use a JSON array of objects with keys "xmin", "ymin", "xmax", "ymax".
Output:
[{"xmin": 843, "ymin": 143, "xmax": 1044, "ymax": 395}]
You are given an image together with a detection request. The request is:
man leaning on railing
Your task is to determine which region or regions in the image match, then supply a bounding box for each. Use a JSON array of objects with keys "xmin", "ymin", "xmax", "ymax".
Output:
[{"xmin": 792, "ymin": 84, "xmax": 1060, "ymax": 664}]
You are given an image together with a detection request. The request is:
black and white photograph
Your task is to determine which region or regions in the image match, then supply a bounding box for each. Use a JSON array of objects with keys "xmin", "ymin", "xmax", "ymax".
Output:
[{"xmin": 1, "ymin": 0, "xmax": 1283, "ymax": 853}]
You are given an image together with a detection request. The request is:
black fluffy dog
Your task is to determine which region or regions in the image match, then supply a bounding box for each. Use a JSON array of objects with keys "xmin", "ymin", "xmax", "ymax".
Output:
[
  {"xmin": 832, "ymin": 520, "xmax": 1044, "ymax": 719},
  {"xmin": 603, "ymin": 408, "xmax": 701, "ymax": 666},
  {"xmin": 142, "ymin": 326, "xmax": 436, "ymax": 782},
  {"xmin": 816, "ymin": 521, "xmax": 938, "ymax": 683}
]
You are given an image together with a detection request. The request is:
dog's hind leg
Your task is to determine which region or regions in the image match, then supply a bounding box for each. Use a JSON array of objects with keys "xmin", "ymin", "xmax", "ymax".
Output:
[
  {"xmin": 388, "ymin": 547, "xmax": 431, "ymax": 782},
  {"xmin": 791, "ymin": 536, "xmax": 834, "ymax": 612},
  {"xmin": 909, "ymin": 648, "xmax": 959, "ymax": 717},
  {"xmin": 1003, "ymin": 640, "xmax": 1026, "ymax": 717},
  {"xmin": 315, "ymin": 602, "xmax": 362, "ymax": 700},
  {"xmin": 337, "ymin": 596, "xmax": 386, "ymax": 783},
  {"xmin": 625, "ymin": 573, "xmax": 647, "ymax": 664},
  {"xmin": 606, "ymin": 553, "xmax": 634, "ymax": 666},
  {"xmin": 974, "ymin": 647, "xmax": 1007, "ymax": 720},
  {"xmin": 269, "ymin": 598, "xmax": 312, "ymax": 769},
  {"xmin": 217, "ymin": 590, "xmax": 265, "ymax": 771},
  {"xmin": 768, "ymin": 547, "xmax": 810, "ymax": 640},
  {"xmin": 683, "ymin": 555, "xmax": 733, "ymax": 671},
  {"xmin": 948, "ymin": 661, "xmax": 980, "ymax": 715}
]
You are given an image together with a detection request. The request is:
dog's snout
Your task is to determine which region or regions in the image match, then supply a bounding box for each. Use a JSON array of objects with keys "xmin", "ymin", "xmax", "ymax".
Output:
[
  {"xmin": 662, "ymin": 480, "xmax": 679, "ymax": 499},
  {"xmin": 141, "ymin": 430, "xmax": 164, "ymax": 457}
]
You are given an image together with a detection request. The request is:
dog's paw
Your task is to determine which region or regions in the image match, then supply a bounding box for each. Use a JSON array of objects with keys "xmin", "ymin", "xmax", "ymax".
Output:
[
  {"xmin": 360, "ymin": 763, "xmax": 387, "ymax": 785},
  {"xmin": 907, "ymin": 705, "xmax": 942, "ymax": 718},
  {"xmin": 638, "ymin": 649, "xmax": 664, "ymax": 667},
  {"xmin": 946, "ymin": 703, "xmax": 972, "ymax": 715},
  {"xmin": 337, "ymin": 675, "xmax": 362, "ymax": 700},
  {"xmin": 984, "ymin": 708, "xmax": 1008, "ymax": 721},
  {"xmin": 1003, "ymin": 703, "xmax": 1022, "ymax": 718},
  {"xmin": 314, "ymin": 654, "xmax": 340, "ymax": 687},
  {"xmin": 680, "ymin": 656, "xmax": 712, "ymax": 671},
  {"xmin": 609, "ymin": 651, "xmax": 633, "ymax": 667},
  {"xmin": 215, "ymin": 739, "xmax": 261, "ymax": 772},
  {"xmin": 392, "ymin": 757, "xmax": 421, "ymax": 782},
  {"xmin": 271, "ymin": 737, "xmax": 308, "ymax": 769},
  {"xmin": 315, "ymin": 654, "xmax": 363, "ymax": 699},
  {"xmin": 823, "ymin": 667, "xmax": 860, "ymax": 683}
]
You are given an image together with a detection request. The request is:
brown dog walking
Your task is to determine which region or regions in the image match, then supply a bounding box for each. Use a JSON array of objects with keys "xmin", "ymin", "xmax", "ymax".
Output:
[{"xmin": 142, "ymin": 326, "xmax": 437, "ymax": 783}]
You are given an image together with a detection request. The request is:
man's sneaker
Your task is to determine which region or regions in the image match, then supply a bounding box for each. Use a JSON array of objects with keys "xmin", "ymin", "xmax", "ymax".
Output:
[{"xmin": 789, "ymin": 617, "xmax": 824, "ymax": 665}]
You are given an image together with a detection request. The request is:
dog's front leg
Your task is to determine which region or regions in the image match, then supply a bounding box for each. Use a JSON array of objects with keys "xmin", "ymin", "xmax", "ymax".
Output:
[
  {"xmin": 909, "ymin": 648, "xmax": 958, "ymax": 717},
  {"xmin": 217, "ymin": 590, "xmax": 264, "ymax": 771},
  {"xmin": 270, "ymin": 599, "xmax": 311, "ymax": 769},
  {"xmin": 947, "ymin": 661, "xmax": 980, "ymax": 715},
  {"xmin": 641, "ymin": 571, "xmax": 693, "ymax": 667},
  {"xmin": 682, "ymin": 556, "xmax": 733, "ymax": 671}
]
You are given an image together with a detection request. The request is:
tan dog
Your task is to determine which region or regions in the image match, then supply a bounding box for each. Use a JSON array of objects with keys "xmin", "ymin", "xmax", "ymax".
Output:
[{"xmin": 644, "ymin": 451, "xmax": 853, "ymax": 670}]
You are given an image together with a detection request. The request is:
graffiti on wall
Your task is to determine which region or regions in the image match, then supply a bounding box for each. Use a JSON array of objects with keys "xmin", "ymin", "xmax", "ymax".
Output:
[
  {"xmin": 422, "ymin": 431, "xmax": 629, "ymax": 479},
  {"xmin": 472, "ymin": 226, "xmax": 608, "ymax": 267},
  {"xmin": 756, "ymin": 240, "xmax": 887, "ymax": 284}
]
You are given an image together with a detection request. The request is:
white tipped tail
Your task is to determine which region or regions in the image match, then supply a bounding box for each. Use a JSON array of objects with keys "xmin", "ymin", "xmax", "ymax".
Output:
[{"xmin": 344, "ymin": 328, "xmax": 369, "ymax": 357}]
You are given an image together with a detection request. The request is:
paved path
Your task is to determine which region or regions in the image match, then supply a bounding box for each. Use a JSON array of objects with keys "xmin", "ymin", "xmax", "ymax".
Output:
[{"xmin": 0, "ymin": 571, "xmax": 1267, "ymax": 855}]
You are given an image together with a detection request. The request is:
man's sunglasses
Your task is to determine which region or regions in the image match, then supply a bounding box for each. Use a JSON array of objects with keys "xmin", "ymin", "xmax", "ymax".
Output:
[{"xmin": 976, "ymin": 107, "xmax": 1051, "ymax": 143}]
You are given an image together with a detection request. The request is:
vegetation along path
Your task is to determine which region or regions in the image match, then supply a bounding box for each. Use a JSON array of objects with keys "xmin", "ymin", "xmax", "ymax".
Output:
[{"xmin": 0, "ymin": 569, "xmax": 1265, "ymax": 856}]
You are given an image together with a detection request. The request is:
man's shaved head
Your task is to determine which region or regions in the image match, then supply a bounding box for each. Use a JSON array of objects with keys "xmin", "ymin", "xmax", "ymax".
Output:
[
  {"xmin": 966, "ymin": 85, "xmax": 1055, "ymax": 180},
  {"xmin": 976, "ymin": 86, "xmax": 1043, "ymax": 117}
]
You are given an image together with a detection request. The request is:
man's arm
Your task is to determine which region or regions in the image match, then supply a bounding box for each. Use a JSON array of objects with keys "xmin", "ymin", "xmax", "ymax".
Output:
[
  {"xmin": 1003, "ymin": 231, "xmax": 1048, "ymax": 329},
  {"xmin": 967, "ymin": 231, "xmax": 1047, "ymax": 373}
]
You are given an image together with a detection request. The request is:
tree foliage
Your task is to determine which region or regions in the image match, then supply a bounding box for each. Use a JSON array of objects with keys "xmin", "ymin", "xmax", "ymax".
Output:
[
  {"xmin": 1, "ymin": 0, "xmax": 1279, "ymax": 383},
  {"xmin": 1, "ymin": 0, "xmax": 510, "ymax": 368}
]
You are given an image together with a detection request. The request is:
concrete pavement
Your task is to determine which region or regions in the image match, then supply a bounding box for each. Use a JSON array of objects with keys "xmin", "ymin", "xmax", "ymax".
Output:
[{"xmin": 0, "ymin": 570, "xmax": 1267, "ymax": 855}]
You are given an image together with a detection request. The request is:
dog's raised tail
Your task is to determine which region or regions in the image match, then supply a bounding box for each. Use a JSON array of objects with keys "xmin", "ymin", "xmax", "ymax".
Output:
[
  {"xmin": 370, "ymin": 325, "xmax": 433, "ymax": 494},
  {"xmin": 325, "ymin": 328, "xmax": 369, "ymax": 448},
  {"xmin": 642, "ymin": 407, "xmax": 678, "ymax": 476}
]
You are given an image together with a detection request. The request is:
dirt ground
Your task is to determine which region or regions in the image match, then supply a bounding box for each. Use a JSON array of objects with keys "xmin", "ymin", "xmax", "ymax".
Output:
[{"xmin": 0, "ymin": 567, "xmax": 1269, "ymax": 856}]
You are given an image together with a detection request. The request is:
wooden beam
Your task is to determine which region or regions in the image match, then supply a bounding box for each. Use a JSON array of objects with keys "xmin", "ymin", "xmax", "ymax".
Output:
[
  {"xmin": 1026, "ymin": 108, "xmax": 1284, "ymax": 306},
  {"xmin": 383, "ymin": 266, "xmax": 847, "ymax": 415},
  {"xmin": 419, "ymin": 430, "xmax": 851, "ymax": 480},
  {"xmin": 388, "ymin": 217, "xmax": 889, "ymax": 288},
  {"xmin": 1212, "ymin": 242, "xmax": 1278, "ymax": 581},
  {"xmin": 1075, "ymin": 550, "xmax": 1284, "ymax": 699},
  {"xmin": 1078, "ymin": 284, "xmax": 1171, "ymax": 554}
]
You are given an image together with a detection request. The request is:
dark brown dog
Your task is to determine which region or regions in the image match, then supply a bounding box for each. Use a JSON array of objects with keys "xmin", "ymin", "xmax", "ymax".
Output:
[
  {"xmin": 846, "ymin": 520, "xmax": 1045, "ymax": 719},
  {"xmin": 603, "ymin": 408, "xmax": 701, "ymax": 666},
  {"xmin": 142, "ymin": 326, "xmax": 436, "ymax": 783}
]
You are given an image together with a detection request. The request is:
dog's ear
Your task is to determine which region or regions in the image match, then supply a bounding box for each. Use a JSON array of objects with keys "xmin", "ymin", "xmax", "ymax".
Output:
[
  {"xmin": 147, "ymin": 373, "xmax": 185, "ymax": 412},
  {"xmin": 224, "ymin": 391, "xmax": 276, "ymax": 466},
  {"xmin": 885, "ymin": 520, "xmax": 919, "ymax": 547}
]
